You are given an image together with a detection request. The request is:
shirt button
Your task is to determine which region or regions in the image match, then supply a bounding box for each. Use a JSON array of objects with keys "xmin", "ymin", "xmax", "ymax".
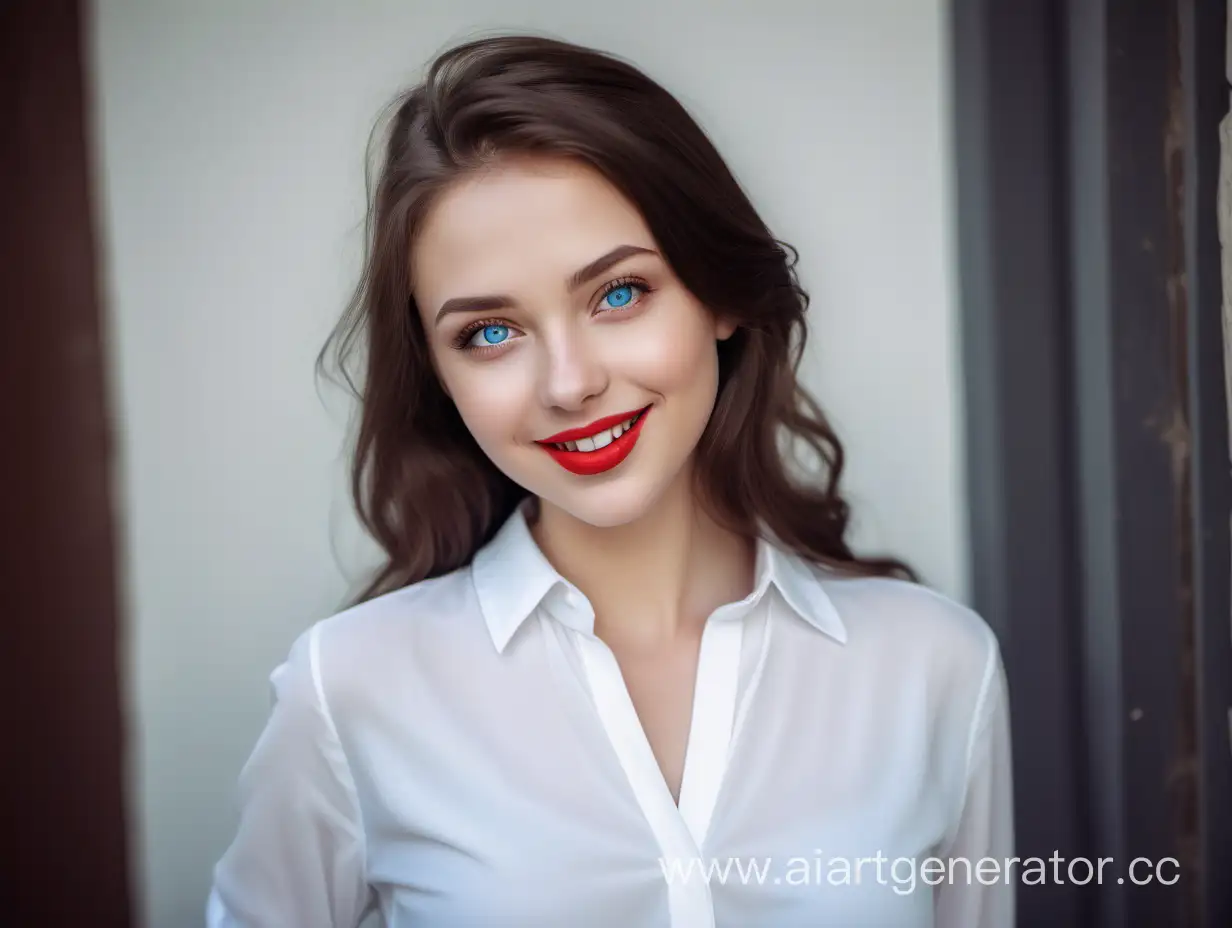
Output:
[{"xmin": 564, "ymin": 590, "xmax": 580, "ymax": 607}]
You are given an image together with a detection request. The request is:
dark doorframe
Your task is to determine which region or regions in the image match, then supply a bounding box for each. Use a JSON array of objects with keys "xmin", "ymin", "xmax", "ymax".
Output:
[
  {"xmin": 952, "ymin": 1, "xmax": 1232, "ymax": 926},
  {"xmin": 1, "ymin": 1, "xmax": 133, "ymax": 925},
  {"xmin": 1182, "ymin": 0, "xmax": 1232, "ymax": 923},
  {"xmin": 950, "ymin": 0, "xmax": 1088, "ymax": 923}
]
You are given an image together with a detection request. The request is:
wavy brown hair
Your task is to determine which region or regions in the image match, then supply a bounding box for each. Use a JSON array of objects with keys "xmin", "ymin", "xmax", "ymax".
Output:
[{"xmin": 320, "ymin": 34, "xmax": 915, "ymax": 602}]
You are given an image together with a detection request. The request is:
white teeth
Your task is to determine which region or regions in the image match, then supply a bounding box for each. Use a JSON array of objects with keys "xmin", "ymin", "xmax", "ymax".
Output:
[{"xmin": 551, "ymin": 410, "xmax": 643, "ymax": 453}]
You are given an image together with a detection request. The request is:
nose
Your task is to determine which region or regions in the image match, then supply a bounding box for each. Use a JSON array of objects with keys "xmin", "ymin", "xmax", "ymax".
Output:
[{"xmin": 536, "ymin": 327, "xmax": 608, "ymax": 412}]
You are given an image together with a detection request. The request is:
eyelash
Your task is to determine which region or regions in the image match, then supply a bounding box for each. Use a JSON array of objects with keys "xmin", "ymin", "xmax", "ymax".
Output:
[{"xmin": 450, "ymin": 276, "xmax": 654, "ymax": 353}]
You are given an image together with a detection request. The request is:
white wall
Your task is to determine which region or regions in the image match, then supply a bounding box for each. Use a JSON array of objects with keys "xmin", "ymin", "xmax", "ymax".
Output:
[{"xmin": 89, "ymin": 1, "xmax": 965, "ymax": 924}]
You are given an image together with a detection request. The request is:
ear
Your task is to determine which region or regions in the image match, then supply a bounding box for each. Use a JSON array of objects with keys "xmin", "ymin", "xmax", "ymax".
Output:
[{"xmin": 715, "ymin": 316, "xmax": 738, "ymax": 341}]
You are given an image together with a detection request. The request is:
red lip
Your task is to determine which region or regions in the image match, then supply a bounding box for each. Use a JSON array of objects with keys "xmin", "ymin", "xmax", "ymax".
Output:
[
  {"xmin": 536, "ymin": 405, "xmax": 652, "ymax": 477},
  {"xmin": 537, "ymin": 406, "xmax": 650, "ymax": 445}
]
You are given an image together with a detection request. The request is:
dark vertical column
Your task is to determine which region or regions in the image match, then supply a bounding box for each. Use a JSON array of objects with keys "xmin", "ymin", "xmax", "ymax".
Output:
[
  {"xmin": 1065, "ymin": 1, "xmax": 1198, "ymax": 925},
  {"xmin": 0, "ymin": 1, "xmax": 133, "ymax": 925},
  {"xmin": 953, "ymin": 0, "xmax": 1231, "ymax": 925},
  {"xmin": 950, "ymin": 1, "xmax": 1089, "ymax": 925},
  {"xmin": 1180, "ymin": 0, "xmax": 1232, "ymax": 925}
]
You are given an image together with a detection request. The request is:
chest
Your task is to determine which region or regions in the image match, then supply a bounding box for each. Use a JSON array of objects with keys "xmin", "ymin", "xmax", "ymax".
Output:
[
  {"xmin": 610, "ymin": 638, "xmax": 702, "ymax": 803},
  {"xmin": 346, "ymin": 615, "xmax": 954, "ymax": 927}
]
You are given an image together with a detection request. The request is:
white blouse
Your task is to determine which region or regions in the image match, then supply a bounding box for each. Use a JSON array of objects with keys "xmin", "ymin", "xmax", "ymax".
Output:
[{"xmin": 207, "ymin": 499, "xmax": 1014, "ymax": 927}]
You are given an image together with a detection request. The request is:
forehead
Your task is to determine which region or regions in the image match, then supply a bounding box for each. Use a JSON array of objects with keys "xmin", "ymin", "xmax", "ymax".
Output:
[{"xmin": 411, "ymin": 157, "xmax": 654, "ymax": 300}]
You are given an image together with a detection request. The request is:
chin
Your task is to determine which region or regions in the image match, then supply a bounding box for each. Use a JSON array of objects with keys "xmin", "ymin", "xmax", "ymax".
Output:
[
  {"xmin": 538, "ymin": 488, "xmax": 655, "ymax": 529},
  {"xmin": 531, "ymin": 471, "xmax": 676, "ymax": 530}
]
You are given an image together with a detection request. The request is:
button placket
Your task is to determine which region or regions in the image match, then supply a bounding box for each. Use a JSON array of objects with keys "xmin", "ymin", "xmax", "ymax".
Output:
[{"xmin": 576, "ymin": 635, "xmax": 716, "ymax": 928}]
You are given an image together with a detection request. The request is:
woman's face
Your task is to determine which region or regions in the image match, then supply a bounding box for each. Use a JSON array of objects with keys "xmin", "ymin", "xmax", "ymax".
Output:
[{"xmin": 411, "ymin": 156, "xmax": 735, "ymax": 529}]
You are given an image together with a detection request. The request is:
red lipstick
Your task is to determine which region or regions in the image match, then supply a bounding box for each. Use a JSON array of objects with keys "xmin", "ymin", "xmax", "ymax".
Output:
[{"xmin": 536, "ymin": 405, "xmax": 651, "ymax": 476}]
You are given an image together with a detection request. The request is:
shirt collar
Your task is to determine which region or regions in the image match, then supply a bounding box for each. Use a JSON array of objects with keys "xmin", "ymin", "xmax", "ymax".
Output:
[{"xmin": 471, "ymin": 497, "xmax": 848, "ymax": 653}]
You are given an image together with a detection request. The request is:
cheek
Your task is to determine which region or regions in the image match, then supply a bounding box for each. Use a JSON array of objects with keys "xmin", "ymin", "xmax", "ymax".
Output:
[
  {"xmin": 438, "ymin": 359, "xmax": 531, "ymax": 453},
  {"xmin": 620, "ymin": 301, "xmax": 719, "ymax": 395}
]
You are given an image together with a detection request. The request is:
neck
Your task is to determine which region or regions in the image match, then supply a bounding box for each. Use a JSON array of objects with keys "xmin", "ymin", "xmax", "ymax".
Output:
[{"xmin": 530, "ymin": 473, "xmax": 755, "ymax": 653}]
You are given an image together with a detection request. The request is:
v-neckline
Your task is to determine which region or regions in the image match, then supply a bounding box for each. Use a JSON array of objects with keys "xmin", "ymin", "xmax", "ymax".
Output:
[{"xmin": 577, "ymin": 617, "xmax": 744, "ymax": 850}]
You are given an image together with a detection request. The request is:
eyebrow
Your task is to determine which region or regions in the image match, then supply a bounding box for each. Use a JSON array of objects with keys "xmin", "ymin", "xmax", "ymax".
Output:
[{"xmin": 433, "ymin": 244, "xmax": 658, "ymax": 325}]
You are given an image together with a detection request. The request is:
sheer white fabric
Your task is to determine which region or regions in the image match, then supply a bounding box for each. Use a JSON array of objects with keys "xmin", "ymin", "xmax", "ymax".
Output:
[{"xmin": 208, "ymin": 500, "xmax": 1014, "ymax": 927}]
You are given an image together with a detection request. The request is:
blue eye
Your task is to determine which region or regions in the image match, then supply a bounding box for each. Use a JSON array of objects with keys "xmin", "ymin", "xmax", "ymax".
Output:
[
  {"xmin": 601, "ymin": 282, "xmax": 650, "ymax": 311},
  {"xmin": 472, "ymin": 324, "xmax": 509, "ymax": 346},
  {"xmin": 603, "ymin": 285, "xmax": 636, "ymax": 309},
  {"xmin": 454, "ymin": 320, "xmax": 520, "ymax": 353}
]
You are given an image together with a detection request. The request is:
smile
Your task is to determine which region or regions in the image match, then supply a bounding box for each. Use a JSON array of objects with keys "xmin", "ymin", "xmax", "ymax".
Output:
[{"xmin": 535, "ymin": 405, "xmax": 652, "ymax": 476}]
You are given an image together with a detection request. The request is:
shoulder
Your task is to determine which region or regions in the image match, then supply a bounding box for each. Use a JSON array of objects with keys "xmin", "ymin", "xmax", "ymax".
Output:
[
  {"xmin": 814, "ymin": 570, "xmax": 1003, "ymax": 705},
  {"xmin": 318, "ymin": 566, "xmax": 477, "ymax": 641},
  {"xmin": 281, "ymin": 564, "xmax": 490, "ymax": 715},
  {"xmin": 822, "ymin": 572, "xmax": 996, "ymax": 653},
  {"xmin": 807, "ymin": 571, "xmax": 1009, "ymax": 784}
]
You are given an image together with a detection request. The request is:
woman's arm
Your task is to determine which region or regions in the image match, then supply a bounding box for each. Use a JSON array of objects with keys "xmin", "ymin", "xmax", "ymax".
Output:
[
  {"xmin": 207, "ymin": 625, "xmax": 372, "ymax": 927},
  {"xmin": 934, "ymin": 642, "xmax": 1016, "ymax": 927}
]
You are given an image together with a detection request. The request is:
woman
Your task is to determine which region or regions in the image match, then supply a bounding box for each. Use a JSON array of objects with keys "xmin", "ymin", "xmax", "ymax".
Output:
[{"xmin": 208, "ymin": 34, "xmax": 1013, "ymax": 928}]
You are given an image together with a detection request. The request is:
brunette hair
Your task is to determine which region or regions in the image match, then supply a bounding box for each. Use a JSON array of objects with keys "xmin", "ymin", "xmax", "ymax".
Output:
[{"xmin": 321, "ymin": 34, "xmax": 915, "ymax": 602}]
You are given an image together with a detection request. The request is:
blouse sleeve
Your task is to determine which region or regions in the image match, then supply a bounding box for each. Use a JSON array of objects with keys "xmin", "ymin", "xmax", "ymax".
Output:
[
  {"xmin": 206, "ymin": 625, "xmax": 372, "ymax": 927},
  {"xmin": 934, "ymin": 641, "xmax": 1016, "ymax": 927}
]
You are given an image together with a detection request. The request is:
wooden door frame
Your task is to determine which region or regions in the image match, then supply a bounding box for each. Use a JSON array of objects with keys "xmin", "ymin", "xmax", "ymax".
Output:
[
  {"xmin": 1, "ymin": 0, "xmax": 133, "ymax": 924},
  {"xmin": 952, "ymin": 0, "xmax": 1232, "ymax": 925}
]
